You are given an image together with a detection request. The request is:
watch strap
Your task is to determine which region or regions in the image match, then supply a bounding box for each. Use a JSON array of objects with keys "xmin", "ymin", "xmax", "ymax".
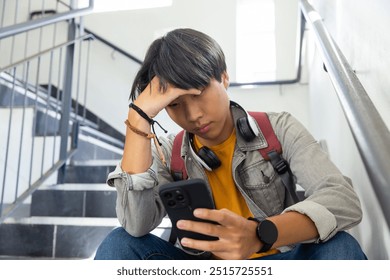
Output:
[{"xmin": 258, "ymin": 235, "xmax": 272, "ymax": 253}]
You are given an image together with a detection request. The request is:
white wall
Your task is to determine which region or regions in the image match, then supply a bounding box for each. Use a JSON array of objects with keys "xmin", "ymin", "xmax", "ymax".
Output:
[
  {"xmin": 307, "ymin": 0, "xmax": 390, "ymax": 259},
  {"xmin": 82, "ymin": 0, "xmax": 302, "ymax": 133},
  {"xmin": 83, "ymin": 0, "xmax": 236, "ymax": 134},
  {"xmin": 229, "ymin": 83, "xmax": 309, "ymax": 127}
]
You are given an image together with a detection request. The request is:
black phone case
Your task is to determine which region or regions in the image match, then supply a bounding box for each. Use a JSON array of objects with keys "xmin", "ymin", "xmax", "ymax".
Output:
[{"xmin": 159, "ymin": 178, "xmax": 218, "ymax": 242}]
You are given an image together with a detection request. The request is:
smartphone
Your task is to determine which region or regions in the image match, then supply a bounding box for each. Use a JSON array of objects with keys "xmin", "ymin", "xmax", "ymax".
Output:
[{"xmin": 159, "ymin": 178, "xmax": 218, "ymax": 243}]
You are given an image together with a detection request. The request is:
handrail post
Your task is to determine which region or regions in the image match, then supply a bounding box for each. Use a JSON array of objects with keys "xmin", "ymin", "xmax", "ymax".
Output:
[{"xmin": 57, "ymin": 17, "xmax": 77, "ymax": 184}]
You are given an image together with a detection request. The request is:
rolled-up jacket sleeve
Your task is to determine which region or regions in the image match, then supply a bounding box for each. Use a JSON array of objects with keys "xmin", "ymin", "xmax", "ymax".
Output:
[
  {"xmin": 106, "ymin": 135, "xmax": 175, "ymax": 237},
  {"xmin": 270, "ymin": 112, "xmax": 362, "ymax": 242},
  {"xmin": 107, "ymin": 160, "xmax": 159, "ymax": 191}
]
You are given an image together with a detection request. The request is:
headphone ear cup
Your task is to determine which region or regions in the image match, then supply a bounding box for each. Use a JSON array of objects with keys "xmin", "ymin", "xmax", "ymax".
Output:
[
  {"xmin": 197, "ymin": 146, "xmax": 221, "ymax": 169},
  {"xmin": 237, "ymin": 117, "xmax": 257, "ymax": 141}
]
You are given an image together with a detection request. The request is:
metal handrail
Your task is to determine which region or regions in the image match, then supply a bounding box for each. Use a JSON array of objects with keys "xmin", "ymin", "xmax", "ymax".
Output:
[
  {"xmin": 300, "ymin": 0, "xmax": 390, "ymax": 228},
  {"xmin": 0, "ymin": 34, "xmax": 93, "ymax": 73},
  {"xmin": 83, "ymin": 27, "xmax": 143, "ymax": 65},
  {"xmin": 0, "ymin": 0, "xmax": 94, "ymax": 40}
]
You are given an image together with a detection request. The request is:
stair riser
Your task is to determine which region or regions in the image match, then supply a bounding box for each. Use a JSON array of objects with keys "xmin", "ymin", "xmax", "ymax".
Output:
[
  {"xmin": 64, "ymin": 165, "xmax": 115, "ymax": 184},
  {"xmin": 31, "ymin": 189, "xmax": 116, "ymax": 218},
  {"xmin": 0, "ymin": 223, "xmax": 115, "ymax": 259}
]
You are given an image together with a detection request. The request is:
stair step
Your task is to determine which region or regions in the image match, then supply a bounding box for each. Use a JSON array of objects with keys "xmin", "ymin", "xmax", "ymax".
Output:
[
  {"xmin": 64, "ymin": 164, "xmax": 116, "ymax": 183},
  {"xmin": 0, "ymin": 216, "xmax": 172, "ymax": 259},
  {"xmin": 0, "ymin": 217, "xmax": 119, "ymax": 259},
  {"xmin": 71, "ymin": 133, "xmax": 123, "ymax": 161},
  {"xmin": 31, "ymin": 184, "xmax": 116, "ymax": 218},
  {"xmin": 0, "ymin": 82, "xmax": 44, "ymax": 108}
]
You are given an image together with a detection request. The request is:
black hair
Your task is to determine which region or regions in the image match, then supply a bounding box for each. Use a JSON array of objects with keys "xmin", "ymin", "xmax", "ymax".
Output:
[{"xmin": 129, "ymin": 28, "xmax": 227, "ymax": 101}]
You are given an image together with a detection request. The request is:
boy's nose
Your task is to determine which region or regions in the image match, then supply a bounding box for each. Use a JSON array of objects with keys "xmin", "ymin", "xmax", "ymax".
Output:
[{"xmin": 185, "ymin": 103, "xmax": 203, "ymax": 122}]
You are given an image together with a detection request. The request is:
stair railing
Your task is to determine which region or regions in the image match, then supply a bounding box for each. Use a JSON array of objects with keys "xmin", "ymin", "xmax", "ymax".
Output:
[
  {"xmin": 0, "ymin": 0, "xmax": 93, "ymax": 40},
  {"xmin": 0, "ymin": 0, "xmax": 94, "ymax": 223},
  {"xmin": 300, "ymin": 0, "xmax": 390, "ymax": 228}
]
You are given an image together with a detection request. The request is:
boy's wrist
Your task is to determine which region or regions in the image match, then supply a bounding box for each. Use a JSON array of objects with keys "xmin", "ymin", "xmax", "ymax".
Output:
[
  {"xmin": 128, "ymin": 109, "xmax": 152, "ymax": 128},
  {"xmin": 248, "ymin": 217, "xmax": 278, "ymax": 253}
]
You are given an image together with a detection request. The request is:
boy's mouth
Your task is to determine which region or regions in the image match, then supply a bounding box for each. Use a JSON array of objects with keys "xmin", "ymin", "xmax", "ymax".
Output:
[{"xmin": 196, "ymin": 123, "xmax": 211, "ymax": 134}]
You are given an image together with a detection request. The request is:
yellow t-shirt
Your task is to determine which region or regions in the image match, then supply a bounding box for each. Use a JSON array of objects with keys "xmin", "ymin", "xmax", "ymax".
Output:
[{"xmin": 194, "ymin": 130, "xmax": 278, "ymax": 259}]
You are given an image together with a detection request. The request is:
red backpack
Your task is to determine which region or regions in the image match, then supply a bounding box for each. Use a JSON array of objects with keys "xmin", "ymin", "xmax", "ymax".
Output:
[{"xmin": 170, "ymin": 112, "xmax": 300, "ymax": 203}]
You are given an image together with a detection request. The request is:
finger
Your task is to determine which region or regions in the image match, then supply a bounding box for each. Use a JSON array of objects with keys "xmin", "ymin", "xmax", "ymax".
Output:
[
  {"xmin": 180, "ymin": 237, "xmax": 221, "ymax": 252},
  {"xmin": 178, "ymin": 88, "xmax": 202, "ymax": 96},
  {"xmin": 149, "ymin": 76, "xmax": 202, "ymax": 97},
  {"xmin": 193, "ymin": 208, "xmax": 237, "ymax": 226},
  {"xmin": 165, "ymin": 86, "xmax": 202, "ymax": 99},
  {"xmin": 180, "ymin": 232, "xmax": 238, "ymax": 256},
  {"xmin": 176, "ymin": 219, "xmax": 222, "ymax": 252},
  {"xmin": 177, "ymin": 219, "xmax": 219, "ymax": 238}
]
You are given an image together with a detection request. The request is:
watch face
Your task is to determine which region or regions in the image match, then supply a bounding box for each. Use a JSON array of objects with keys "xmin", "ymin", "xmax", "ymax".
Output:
[{"xmin": 259, "ymin": 220, "xmax": 278, "ymax": 244}]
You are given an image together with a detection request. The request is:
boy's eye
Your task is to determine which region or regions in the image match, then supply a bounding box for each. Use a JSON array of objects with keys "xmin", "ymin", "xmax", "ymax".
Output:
[{"xmin": 168, "ymin": 102, "xmax": 179, "ymax": 108}]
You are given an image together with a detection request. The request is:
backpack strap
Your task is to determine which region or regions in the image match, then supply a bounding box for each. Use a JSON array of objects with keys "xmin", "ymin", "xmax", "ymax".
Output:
[
  {"xmin": 171, "ymin": 130, "xmax": 188, "ymax": 180},
  {"xmin": 249, "ymin": 112, "xmax": 299, "ymax": 204},
  {"xmin": 247, "ymin": 112, "xmax": 282, "ymax": 160},
  {"xmin": 168, "ymin": 131, "xmax": 186, "ymax": 245}
]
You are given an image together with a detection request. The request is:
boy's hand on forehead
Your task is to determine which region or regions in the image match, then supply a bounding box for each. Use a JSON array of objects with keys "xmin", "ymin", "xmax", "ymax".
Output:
[{"xmin": 134, "ymin": 76, "xmax": 201, "ymax": 118}]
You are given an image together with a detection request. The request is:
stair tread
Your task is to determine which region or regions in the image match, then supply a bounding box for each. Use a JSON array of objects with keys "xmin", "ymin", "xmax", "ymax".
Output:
[
  {"xmin": 3, "ymin": 216, "xmax": 172, "ymax": 228},
  {"xmin": 3, "ymin": 216, "xmax": 121, "ymax": 226},
  {"xmin": 69, "ymin": 159, "xmax": 118, "ymax": 166},
  {"xmin": 39, "ymin": 183, "xmax": 113, "ymax": 191}
]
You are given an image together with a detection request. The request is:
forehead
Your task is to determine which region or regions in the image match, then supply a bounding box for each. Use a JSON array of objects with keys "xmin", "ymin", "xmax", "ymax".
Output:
[
  {"xmin": 171, "ymin": 79, "xmax": 221, "ymax": 100},
  {"xmin": 171, "ymin": 88, "xmax": 204, "ymax": 103}
]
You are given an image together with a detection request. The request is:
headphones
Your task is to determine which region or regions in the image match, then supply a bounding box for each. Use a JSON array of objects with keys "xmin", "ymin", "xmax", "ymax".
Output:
[
  {"xmin": 230, "ymin": 101, "xmax": 260, "ymax": 141},
  {"xmin": 189, "ymin": 101, "xmax": 259, "ymax": 171}
]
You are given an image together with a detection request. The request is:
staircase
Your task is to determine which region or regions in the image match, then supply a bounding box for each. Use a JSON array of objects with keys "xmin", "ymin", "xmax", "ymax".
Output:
[
  {"xmin": 0, "ymin": 186, "xmax": 119, "ymax": 259},
  {"xmin": 0, "ymin": 77, "xmax": 122, "ymax": 258},
  {"xmin": 0, "ymin": 74, "xmax": 173, "ymax": 259},
  {"xmin": 0, "ymin": 0, "xmax": 123, "ymax": 258},
  {"xmin": 0, "ymin": 1, "xmax": 174, "ymax": 259}
]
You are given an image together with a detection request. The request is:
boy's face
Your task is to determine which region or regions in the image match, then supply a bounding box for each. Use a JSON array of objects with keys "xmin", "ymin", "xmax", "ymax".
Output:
[{"xmin": 165, "ymin": 73, "xmax": 234, "ymax": 147}]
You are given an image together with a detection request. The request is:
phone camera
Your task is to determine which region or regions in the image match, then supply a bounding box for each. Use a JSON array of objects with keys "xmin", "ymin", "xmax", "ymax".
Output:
[
  {"xmin": 163, "ymin": 192, "xmax": 173, "ymax": 199},
  {"xmin": 167, "ymin": 200, "xmax": 176, "ymax": 207}
]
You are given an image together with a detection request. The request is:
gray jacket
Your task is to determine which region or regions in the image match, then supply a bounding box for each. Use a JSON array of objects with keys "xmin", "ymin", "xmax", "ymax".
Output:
[{"xmin": 107, "ymin": 108, "xmax": 362, "ymax": 244}]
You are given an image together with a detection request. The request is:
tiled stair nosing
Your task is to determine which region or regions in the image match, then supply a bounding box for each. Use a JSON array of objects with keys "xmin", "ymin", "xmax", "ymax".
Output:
[
  {"xmin": 38, "ymin": 183, "xmax": 114, "ymax": 191},
  {"xmin": 3, "ymin": 216, "xmax": 172, "ymax": 228},
  {"xmin": 3, "ymin": 216, "xmax": 121, "ymax": 227}
]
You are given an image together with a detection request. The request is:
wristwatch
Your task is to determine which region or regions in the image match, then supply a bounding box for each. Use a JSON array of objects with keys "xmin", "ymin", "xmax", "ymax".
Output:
[{"xmin": 249, "ymin": 217, "xmax": 278, "ymax": 253}]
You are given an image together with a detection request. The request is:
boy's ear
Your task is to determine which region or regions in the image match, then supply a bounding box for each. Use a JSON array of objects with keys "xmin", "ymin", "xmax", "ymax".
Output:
[{"xmin": 222, "ymin": 72, "xmax": 230, "ymax": 89}]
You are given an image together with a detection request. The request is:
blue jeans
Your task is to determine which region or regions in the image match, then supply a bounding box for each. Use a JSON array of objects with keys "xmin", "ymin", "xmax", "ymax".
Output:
[{"xmin": 94, "ymin": 227, "xmax": 367, "ymax": 260}]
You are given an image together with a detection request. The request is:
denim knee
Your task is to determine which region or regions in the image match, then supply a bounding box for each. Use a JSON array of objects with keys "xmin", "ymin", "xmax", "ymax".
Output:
[
  {"xmin": 94, "ymin": 227, "xmax": 192, "ymax": 260},
  {"xmin": 327, "ymin": 231, "xmax": 367, "ymax": 259},
  {"xmin": 305, "ymin": 231, "xmax": 367, "ymax": 260},
  {"xmin": 94, "ymin": 227, "xmax": 139, "ymax": 260}
]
